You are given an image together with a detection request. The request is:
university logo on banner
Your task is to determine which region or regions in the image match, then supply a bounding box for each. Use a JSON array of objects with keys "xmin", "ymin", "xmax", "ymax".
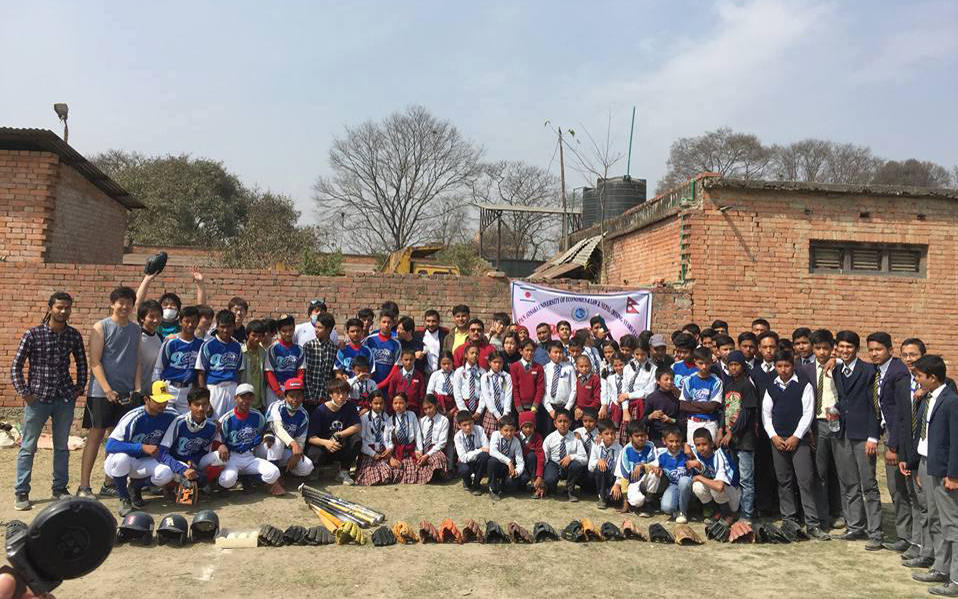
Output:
[{"xmin": 511, "ymin": 282, "xmax": 652, "ymax": 340}]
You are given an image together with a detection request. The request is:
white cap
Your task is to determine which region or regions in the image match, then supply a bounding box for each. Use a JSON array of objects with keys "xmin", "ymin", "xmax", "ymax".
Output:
[{"xmin": 236, "ymin": 383, "xmax": 255, "ymax": 396}]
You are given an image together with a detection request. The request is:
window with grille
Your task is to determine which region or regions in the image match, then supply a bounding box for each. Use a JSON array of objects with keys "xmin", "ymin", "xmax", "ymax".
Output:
[{"xmin": 809, "ymin": 241, "xmax": 925, "ymax": 277}]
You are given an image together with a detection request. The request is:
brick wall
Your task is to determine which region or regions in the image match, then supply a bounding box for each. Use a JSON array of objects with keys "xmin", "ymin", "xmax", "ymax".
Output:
[
  {"xmin": 0, "ymin": 263, "xmax": 690, "ymax": 408},
  {"xmin": 606, "ymin": 214, "xmax": 682, "ymax": 285},
  {"xmin": 45, "ymin": 164, "xmax": 128, "ymax": 264},
  {"xmin": 0, "ymin": 150, "xmax": 58, "ymax": 262}
]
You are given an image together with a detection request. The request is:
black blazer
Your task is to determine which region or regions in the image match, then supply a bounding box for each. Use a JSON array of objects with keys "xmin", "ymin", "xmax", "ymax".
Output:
[
  {"xmin": 895, "ymin": 376, "xmax": 923, "ymax": 468},
  {"xmin": 833, "ymin": 359, "xmax": 881, "ymax": 441},
  {"xmin": 880, "ymin": 358, "xmax": 910, "ymax": 451},
  {"xmin": 927, "ymin": 385, "xmax": 958, "ymax": 479}
]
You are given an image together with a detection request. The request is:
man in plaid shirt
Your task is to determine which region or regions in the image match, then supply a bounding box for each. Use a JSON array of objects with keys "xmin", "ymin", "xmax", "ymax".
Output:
[
  {"xmin": 303, "ymin": 313, "xmax": 337, "ymax": 410},
  {"xmin": 10, "ymin": 292, "xmax": 87, "ymax": 510}
]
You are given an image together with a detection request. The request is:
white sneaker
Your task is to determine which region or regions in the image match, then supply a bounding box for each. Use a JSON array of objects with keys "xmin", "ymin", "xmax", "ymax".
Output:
[
  {"xmin": 676, "ymin": 515, "xmax": 688, "ymax": 524},
  {"xmin": 336, "ymin": 471, "xmax": 354, "ymax": 486}
]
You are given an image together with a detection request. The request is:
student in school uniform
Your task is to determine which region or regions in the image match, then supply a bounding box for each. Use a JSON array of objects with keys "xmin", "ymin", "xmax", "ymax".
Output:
[
  {"xmin": 599, "ymin": 340, "xmax": 620, "ymax": 379},
  {"xmin": 588, "ymin": 418, "xmax": 622, "ymax": 510},
  {"xmin": 539, "ymin": 342, "xmax": 576, "ymax": 435},
  {"xmin": 510, "ymin": 340, "xmax": 545, "ymax": 415},
  {"xmin": 572, "ymin": 355, "xmax": 601, "ymax": 425},
  {"xmin": 479, "ymin": 353, "xmax": 513, "ymax": 438},
  {"xmin": 710, "ymin": 334, "xmax": 736, "ymax": 385},
  {"xmin": 452, "ymin": 345, "xmax": 485, "ymax": 421},
  {"xmin": 386, "ymin": 348, "xmax": 426, "ymax": 416},
  {"xmin": 737, "ymin": 332, "xmax": 759, "ymax": 371},
  {"xmin": 347, "ymin": 355, "xmax": 378, "ymax": 415},
  {"xmin": 865, "ymin": 331, "xmax": 911, "ymax": 552},
  {"xmin": 487, "ymin": 415, "xmax": 528, "ymax": 501},
  {"xmin": 832, "ymin": 330, "xmax": 885, "ymax": 551},
  {"xmin": 383, "ymin": 392, "xmax": 431, "ymax": 484},
  {"xmin": 353, "ymin": 391, "xmax": 395, "ymax": 486},
  {"xmin": 643, "ymin": 368, "xmax": 682, "ymax": 448},
  {"xmin": 574, "ymin": 407, "xmax": 600, "ymax": 476},
  {"xmin": 454, "ymin": 410, "xmax": 490, "ymax": 495},
  {"xmin": 910, "ymin": 355, "xmax": 958, "ymax": 596},
  {"xmin": 426, "ymin": 351, "xmax": 458, "ymax": 416},
  {"xmin": 518, "ymin": 411, "xmax": 546, "ymax": 499},
  {"xmin": 195, "ymin": 310, "xmax": 245, "ymax": 419},
  {"xmin": 416, "ymin": 394, "xmax": 449, "ymax": 481},
  {"xmin": 264, "ymin": 314, "xmax": 305, "ymax": 408},
  {"xmin": 541, "ymin": 409, "xmax": 587, "ymax": 501},
  {"xmin": 751, "ymin": 330, "xmax": 781, "ymax": 518},
  {"xmin": 602, "ymin": 353, "xmax": 630, "ymax": 443},
  {"xmin": 622, "ymin": 340, "xmax": 656, "ymax": 425},
  {"xmin": 762, "ymin": 350, "xmax": 830, "ymax": 540},
  {"xmin": 792, "ymin": 327, "xmax": 815, "ymax": 367}
]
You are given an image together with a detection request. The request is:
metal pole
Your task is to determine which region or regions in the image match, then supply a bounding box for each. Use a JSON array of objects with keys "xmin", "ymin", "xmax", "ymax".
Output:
[
  {"xmin": 559, "ymin": 129, "xmax": 568, "ymax": 250},
  {"xmin": 626, "ymin": 106, "xmax": 635, "ymax": 177},
  {"xmin": 496, "ymin": 211, "xmax": 502, "ymax": 271}
]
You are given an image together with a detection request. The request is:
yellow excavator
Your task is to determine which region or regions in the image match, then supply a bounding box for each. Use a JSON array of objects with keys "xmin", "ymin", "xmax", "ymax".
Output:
[{"xmin": 380, "ymin": 245, "xmax": 460, "ymax": 275}]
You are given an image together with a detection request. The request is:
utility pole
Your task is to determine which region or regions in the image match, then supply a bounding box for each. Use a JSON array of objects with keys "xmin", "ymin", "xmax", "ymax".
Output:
[{"xmin": 558, "ymin": 128, "xmax": 568, "ymax": 250}]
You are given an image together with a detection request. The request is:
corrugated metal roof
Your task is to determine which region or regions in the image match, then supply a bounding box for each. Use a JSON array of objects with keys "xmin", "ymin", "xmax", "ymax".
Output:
[
  {"xmin": 0, "ymin": 127, "xmax": 143, "ymax": 209},
  {"xmin": 529, "ymin": 234, "xmax": 602, "ymax": 279}
]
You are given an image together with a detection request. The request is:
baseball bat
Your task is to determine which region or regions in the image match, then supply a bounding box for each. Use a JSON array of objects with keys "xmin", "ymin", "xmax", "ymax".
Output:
[
  {"xmin": 307, "ymin": 504, "xmax": 341, "ymax": 532},
  {"xmin": 302, "ymin": 494, "xmax": 369, "ymax": 527},
  {"xmin": 298, "ymin": 485, "xmax": 383, "ymax": 524}
]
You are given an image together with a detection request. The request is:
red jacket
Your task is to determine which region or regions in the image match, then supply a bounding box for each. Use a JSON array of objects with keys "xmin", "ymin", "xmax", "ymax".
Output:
[
  {"xmin": 520, "ymin": 431, "xmax": 546, "ymax": 479},
  {"xmin": 453, "ymin": 340, "xmax": 497, "ymax": 370},
  {"xmin": 510, "ymin": 360, "xmax": 545, "ymax": 411},
  {"xmin": 575, "ymin": 373, "xmax": 602, "ymax": 411},
  {"xmin": 387, "ymin": 368, "xmax": 426, "ymax": 416}
]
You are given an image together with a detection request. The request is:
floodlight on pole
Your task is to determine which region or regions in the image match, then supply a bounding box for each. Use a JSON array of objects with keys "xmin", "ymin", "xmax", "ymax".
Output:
[{"xmin": 53, "ymin": 103, "xmax": 69, "ymax": 143}]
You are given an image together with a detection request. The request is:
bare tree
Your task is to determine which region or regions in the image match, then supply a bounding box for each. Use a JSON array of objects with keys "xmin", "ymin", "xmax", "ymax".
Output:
[
  {"xmin": 470, "ymin": 160, "xmax": 560, "ymax": 260},
  {"xmin": 657, "ymin": 127, "xmax": 771, "ymax": 193},
  {"xmin": 770, "ymin": 139, "xmax": 832, "ymax": 182},
  {"xmin": 872, "ymin": 158, "xmax": 953, "ymax": 188},
  {"xmin": 823, "ymin": 143, "xmax": 883, "ymax": 184},
  {"xmin": 312, "ymin": 106, "xmax": 482, "ymax": 253}
]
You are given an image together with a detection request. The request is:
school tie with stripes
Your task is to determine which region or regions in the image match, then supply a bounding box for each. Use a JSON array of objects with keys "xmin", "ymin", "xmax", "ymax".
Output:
[
  {"xmin": 405, "ymin": 370, "xmax": 413, "ymax": 385},
  {"xmin": 443, "ymin": 372, "xmax": 452, "ymax": 394},
  {"xmin": 424, "ymin": 418, "xmax": 434, "ymax": 449},
  {"xmin": 396, "ymin": 415, "xmax": 409, "ymax": 444},
  {"xmin": 843, "ymin": 365, "xmax": 852, "ymax": 377},
  {"xmin": 493, "ymin": 374, "xmax": 503, "ymax": 414},
  {"xmin": 872, "ymin": 374, "xmax": 882, "ymax": 421},
  {"xmin": 602, "ymin": 446, "xmax": 612, "ymax": 464},
  {"xmin": 920, "ymin": 403, "xmax": 929, "ymax": 441},
  {"xmin": 912, "ymin": 396, "xmax": 924, "ymax": 439},
  {"xmin": 374, "ymin": 415, "xmax": 384, "ymax": 445},
  {"xmin": 499, "ymin": 437, "xmax": 510, "ymax": 456},
  {"xmin": 816, "ymin": 367, "xmax": 824, "ymax": 418},
  {"xmin": 525, "ymin": 361, "xmax": 531, "ymax": 373},
  {"xmin": 559, "ymin": 437, "xmax": 567, "ymax": 460},
  {"xmin": 616, "ymin": 375, "xmax": 622, "ymax": 396},
  {"xmin": 583, "ymin": 433, "xmax": 592, "ymax": 456},
  {"xmin": 467, "ymin": 434, "xmax": 475, "ymax": 452},
  {"xmin": 551, "ymin": 363, "xmax": 561, "ymax": 397},
  {"xmin": 468, "ymin": 368, "xmax": 479, "ymax": 410}
]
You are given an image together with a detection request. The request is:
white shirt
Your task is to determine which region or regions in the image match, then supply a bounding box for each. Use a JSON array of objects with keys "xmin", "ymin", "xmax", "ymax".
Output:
[
  {"xmin": 480, "ymin": 370, "xmax": 514, "ymax": 420},
  {"xmin": 426, "ymin": 369, "xmax": 456, "ymax": 397},
  {"xmin": 419, "ymin": 413, "xmax": 449, "ymax": 456},
  {"xmin": 588, "ymin": 440, "xmax": 622, "ymax": 473},
  {"xmin": 762, "ymin": 375, "xmax": 815, "ymax": 439},
  {"xmin": 813, "ymin": 360, "xmax": 839, "ymax": 419},
  {"xmin": 293, "ymin": 321, "xmax": 339, "ymax": 348},
  {"xmin": 542, "ymin": 430, "xmax": 587, "ymax": 465},
  {"xmin": 573, "ymin": 425, "xmax": 598, "ymax": 459},
  {"xmin": 488, "ymin": 431, "xmax": 525, "ymax": 476},
  {"xmin": 359, "ymin": 410, "xmax": 388, "ymax": 457},
  {"xmin": 841, "ymin": 358, "xmax": 859, "ymax": 377},
  {"xmin": 452, "ymin": 364, "xmax": 485, "ymax": 412},
  {"xmin": 384, "ymin": 411, "xmax": 422, "ymax": 453},
  {"xmin": 542, "ymin": 360, "xmax": 576, "ymax": 410},
  {"xmin": 422, "ymin": 329, "xmax": 441, "ymax": 373},
  {"xmin": 918, "ymin": 384, "xmax": 946, "ymax": 458},
  {"xmin": 347, "ymin": 375, "xmax": 378, "ymax": 401},
  {"xmin": 601, "ymin": 372, "xmax": 629, "ymax": 409},
  {"xmin": 624, "ymin": 359, "xmax": 656, "ymax": 401},
  {"xmin": 454, "ymin": 427, "xmax": 489, "ymax": 463}
]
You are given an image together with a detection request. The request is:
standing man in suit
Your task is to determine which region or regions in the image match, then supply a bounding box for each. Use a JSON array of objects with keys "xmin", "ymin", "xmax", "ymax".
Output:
[
  {"xmin": 910, "ymin": 355, "xmax": 958, "ymax": 596},
  {"xmin": 865, "ymin": 332, "xmax": 911, "ymax": 552},
  {"xmin": 899, "ymin": 338, "xmax": 935, "ymax": 566},
  {"xmin": 751, "ymin": 330, "xmax": 780, "ymax": 517},
  {"xmin": 832, "ymin": 330, "xmax": 885, "ymax": 550},
  {"xmin": 418, "ymin": 310, "xmax": 448, "ymax": 377}
]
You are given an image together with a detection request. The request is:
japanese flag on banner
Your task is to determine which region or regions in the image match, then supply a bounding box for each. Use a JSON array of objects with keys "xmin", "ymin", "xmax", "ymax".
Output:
[{"xmin": 511, "ymin": 282, "xmax": 652, "ymax": 340}]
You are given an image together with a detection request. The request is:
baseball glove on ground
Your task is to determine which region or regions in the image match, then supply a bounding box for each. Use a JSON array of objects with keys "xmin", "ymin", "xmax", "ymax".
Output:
[
  {"xmin": 674, "ymin": 523, "xmax": 704, "ymax": 546},
  {"xmin": 336, "ymin": 521, "xmax": 366, "ymax": 545},
  {"xmin": 600, "ymin": 522, "xmax": 624, "ymax": 541},
  {"xmin": 648, "ymin": 523, "xmax": 674, "ymax": 544},
  {"xmin": 305, "ymin": 526, "xmax": 333, "ymax": 546},
  {"xmin": 729, "ymin": 521, "xmax": 755, "ymax": 544},
  {"xmin": 621, "ymin": 519, "xmax": 647, "ymax": 541},
  {"xmin": 462, "ymin": 519, "xmax": 484, "ymax": 543},
  {"xmin": 176, "ymin": 479, "xmax": 198, "ymax": 505},
  {"xmin": 706, "ymin": 519, "xmax": 730, "ymax": 543},
  {"xmin": 561, "ymin": 520, "xmax": 586, "ymax": 542},
  {"xmin": 283, "ymin": 525, "xmax": 308, "ymax": 546},
  {"xmin": 485, "ymin": 521, "xmax": 509, "ymax": 544},
  {"xmin": 258, "ymin": 524, "xmax": 284, "ymax": 547},
  {"xmin": 581, "ymin": 518, "xmax": 602, "ymax": 541},
  {"xmin": 371, "ymin": 526, "xmax": 397, "ymax": 547},
  {"xmin": 392, "ymin": 521, "xmax": 419, "ymax": 544},
  {"xmin": 419, "ymin": 521, "xmax": 440, "ymax": 543},
  {"xmin": 439, "ymin": 519, "xmax": 462, "ymax": 544},
  {"xmin": 507, "ymin": 522, "xmax": 533, "ymax": 544},
  {"xmin": 780, "ymin": 519, "xmax": 808, "ymax": 542},
  {"xmin": 532, "ymin": 521, "xmax": 559, "ymax": 542}
]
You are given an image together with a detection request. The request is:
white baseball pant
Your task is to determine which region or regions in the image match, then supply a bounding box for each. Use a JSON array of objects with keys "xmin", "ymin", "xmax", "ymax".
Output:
[
  {"xmin": 217, "ymin": 450, "xmax": 281, "ymax": 488},
  {"xmin": 104, "ymin": 453, "xmax": 175, "ymax": 486},
  {"xmin": 686, "ymin": 420, "xmax": 719, "ymax": 445},
  {"xmin": 254, "ymin": 439, "xmax": 314, "ymax": 477},
  {"xmin": 625, "ymin": 471, "xmax": 662, "ymax": 507},
  {"xmin": 209, "ymin": 381, "xmax": 237, "ymax": 420},
  {"xmin": 692, "ymin": 479, "xmax": 741, "ymax": 512}
]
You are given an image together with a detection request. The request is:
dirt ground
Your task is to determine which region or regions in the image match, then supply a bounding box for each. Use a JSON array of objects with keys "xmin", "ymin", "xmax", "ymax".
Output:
[{"xmin": 0, "ymin": 448, "xmax": 931, "ymax": 599}]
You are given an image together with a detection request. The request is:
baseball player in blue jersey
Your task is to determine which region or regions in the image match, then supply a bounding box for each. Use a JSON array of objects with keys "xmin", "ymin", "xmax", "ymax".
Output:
[
  {"xmin": 687, "ymin": 427, "xmax": 741, "ymax": 523},
  {"xmin": 103, "ymin": 380, "xmax": 180, "ymax": 516},
  {"xmin": 614, "ymin": 421, "xmax": 661, "ymax": 511},
  {"xmin": 157, "ymin": 387, "xmax": 220, "ymax": 488},
  {"xmin": 195, "ymin": 310, "xmax": 245, "ymax": 419},
  {"xmin": 152, "ymin": 306, "xmax": 203, "ymax": 413},
  {"xmin": 256, "ymin": 378, "xmax": 313, "ymax": 478},
  {"xmin": 216, "ymin": 384, "xmax": 283, "ymax": 495}
]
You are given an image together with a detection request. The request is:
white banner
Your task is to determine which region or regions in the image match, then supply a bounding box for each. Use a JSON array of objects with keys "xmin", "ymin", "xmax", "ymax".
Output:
[{"xmin": 511, "ymin": 282, "xmax": 652, "ymax": 340}]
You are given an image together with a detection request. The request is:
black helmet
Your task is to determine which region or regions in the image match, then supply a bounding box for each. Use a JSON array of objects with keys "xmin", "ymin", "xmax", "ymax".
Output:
[
  {"xmin": 157, "ymin": 514, "xmax": 189, "ymax": 547},
  {"xmin": 117, "ymin": 511, "xmax": 154, "ymax": 545},
  {"xmin": 191, "ymin": 509, "xmax": 220, "ymax": 542}
]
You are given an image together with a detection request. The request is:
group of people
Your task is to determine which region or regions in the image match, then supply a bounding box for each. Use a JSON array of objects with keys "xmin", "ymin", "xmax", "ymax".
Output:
[{"xmin": 9, "ymin": 269, "xmax": 958, "ymax": 595}]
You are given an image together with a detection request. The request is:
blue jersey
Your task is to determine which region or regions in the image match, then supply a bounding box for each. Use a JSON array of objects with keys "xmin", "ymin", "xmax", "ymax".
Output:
[
  {"xmin": 363, "ymin": 333, "xmax": 401, "ymax": 384},
  {"xmin": 265, "ymin": 342, "xmax": 304, "ymax": 387},
  {"xmin": 196, "ymin": 337, "xmax": 245, "ymax": 385},
  {"xmin": 160, "ymin": 413, "xmax": 218, "ymax": 466},
  {"xmin": 656, "ymin": 448, "xmax": 690, "ymax": 484},
  {"xmin": 681, "ymin": 373, "xmax": 723, "ymax": 421},
  {"xmin": 219, "ymin": 408, "xmax": 267, "ymax": 453},
  {"xmin": 156, "ymin": 336, "xmax": 203, "ymax": 384},
  {"xmin": 265, "ymin": 401, "xmax": 310, "ymax": 444},
  {"xmin": 692, "ymin": 447, "xmax": 739, "ymax": 487},
  {"xmin": 106, "ymin": 405, "xmax": 179, "ymax": 457},
  {"xmin": 334, "ymin": 343, "xmax": 375, "ymax": 378},
  {"xmin": 615, "ymin": 441, "xmax": 658, "ymax": 479},
  {"xmin": 671, "ymin": 360, "xmax": 698, "ymax": 394}
]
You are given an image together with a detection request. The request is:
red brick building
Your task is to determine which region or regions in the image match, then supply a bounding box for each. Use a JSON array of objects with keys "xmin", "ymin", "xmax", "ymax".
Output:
[
  {"xmin": 568, "ymin": 173, "xmax": 958, "ymax": 362},
  {"xmin": 0, "ymin": 128, "xmax": 141, "ymax": 264}
]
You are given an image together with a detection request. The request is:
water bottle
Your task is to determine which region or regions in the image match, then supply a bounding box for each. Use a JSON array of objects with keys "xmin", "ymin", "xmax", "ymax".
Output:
[{"xmin": 827, "ymin": 406, "xmax": 841, "ymax": 433}]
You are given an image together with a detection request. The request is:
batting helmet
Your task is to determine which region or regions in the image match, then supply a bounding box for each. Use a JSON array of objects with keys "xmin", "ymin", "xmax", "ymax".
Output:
[
  {"xmin": 190, "ymin": 509, "xmax": 220, "ymax": 542},
  {"xmin": 157, "ymin": 514, "xmax": 189, "ymax": 546},
  {"xmin": 117, "ymin": 511, "xmax": 154, "ymax": 545}
]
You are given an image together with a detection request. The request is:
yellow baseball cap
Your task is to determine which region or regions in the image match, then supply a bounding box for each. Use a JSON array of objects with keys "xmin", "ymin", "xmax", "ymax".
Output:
[{"xmin": 150, "ymin": 380, "xmax": 175, "ymax": 403}]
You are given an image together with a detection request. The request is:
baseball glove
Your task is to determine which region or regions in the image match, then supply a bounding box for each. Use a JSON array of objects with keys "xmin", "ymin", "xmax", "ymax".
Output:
[
  {"xmin": 729, "ymin": 521, "xmax": 755, "ymax": 544},
  {"xmin": 705, "ymin": 519, "xmax": 730, "ymax": 543},
  {"xmin": 305, "ymin": 525, "xmax": 334, "ymax": 546},
  {"xmin": 462, "ymin": 519, "xmax": 484, "ymax": 543},
  {"xmin": 485, "ymin": 521, "xmax": 509, "ymax": 544},
  {"xmin": 561, "ymin": 520, "xmax": 586, "ymax": 542},
  {"xmin": 258, "ymin": 524, "xmax": 284, "ymax": 547},
  {"xmin": 336, "ymin": 521, "xmax": 366, "ymax": 545},
  {"xmin": 144, "ymin": 251, "xmax": 168, "ymax": 276},
  {"xmin": 765, "ymin": 523, "xmax": 789, "ymax": 544},
  {"xmin": 283, "ymin": 525, "xmax": 308, "ymax": 546},
  {"xmin": 176, "ymin": 479, "xmax": 198, "ymax": 505},
  {"xmin": 532, "ymin": 521, "xmax": 559, "ymax": 543},
  {"xmin": 780, "ymin": 519, "xmax": 808, "ymax": 542},
  {"xmin": 581, "ymin": 518, "xmax": 602, "ymax": 541},
  {"xmin": 648, "ymin": 523, "xmax": 674, "ymax": 544},
  {"xmin": 392, "ymin": 521, "xmax": 419, "ymax": 544},
  {"xmin": 674, "ymin": 523, "xmax": 704, "ymax": 546},
  {"xmin": 419, "ymin": 521, "xmax": 440, "ymax": 544},
  {"xmin": 621, "ymin": 519, "xmax": 647, "ymax": 541},
  {"xmin": 371, "ymin": 526, "xmax": 397, "ymax": 547},
  {"xmin": 507, "ymin": 522, "xmax": 533, "ymax": 544},
  {"xmin": 600, "ymin": 522, "xmax": 624, "ymax": 541},
  {"xmin": 439, "ymin": 519, "xmax": 462, "ymax": 544}
]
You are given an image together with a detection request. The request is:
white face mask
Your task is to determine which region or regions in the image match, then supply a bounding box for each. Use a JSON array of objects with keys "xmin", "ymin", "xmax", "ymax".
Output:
[
  {"xmin": 162, "ymin": 308, "xmax": 178, "ymax": 321},
  {"xmin": 310, "ymin": 314, "xmax": 319, "ymax": 325}
]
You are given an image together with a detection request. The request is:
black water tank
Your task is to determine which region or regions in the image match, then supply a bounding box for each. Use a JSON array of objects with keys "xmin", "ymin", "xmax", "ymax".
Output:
[{"xmin": 580, "ymin": 176, "xmax": 647, "ymax": 229}]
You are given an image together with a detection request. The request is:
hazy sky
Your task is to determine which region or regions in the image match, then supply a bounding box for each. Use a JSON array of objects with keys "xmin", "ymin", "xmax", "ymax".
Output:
[{"xmin": 3, "ymin": 0, "xmax": 956, "ymax": 224}]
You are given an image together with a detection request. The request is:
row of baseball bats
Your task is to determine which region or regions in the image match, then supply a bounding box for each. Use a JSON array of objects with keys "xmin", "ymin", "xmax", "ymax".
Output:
[{"xmin": 298, "ymin": 484, "xmax": 385, "ymax": 529}]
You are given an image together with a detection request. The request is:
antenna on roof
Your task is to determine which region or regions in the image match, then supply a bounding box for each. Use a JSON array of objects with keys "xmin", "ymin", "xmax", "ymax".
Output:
[{"xmin": 53, "ymin": 103, "xmax": 69, "ymax": 143}]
